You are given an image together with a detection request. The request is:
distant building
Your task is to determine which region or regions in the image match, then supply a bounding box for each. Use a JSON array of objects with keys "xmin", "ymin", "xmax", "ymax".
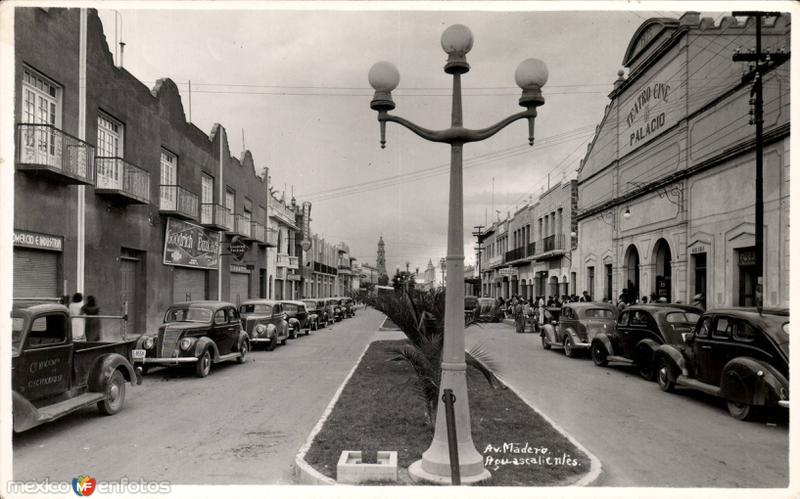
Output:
[{"xmin": 376, "ymin": 235, "xmax": 388, "ymax": 284}]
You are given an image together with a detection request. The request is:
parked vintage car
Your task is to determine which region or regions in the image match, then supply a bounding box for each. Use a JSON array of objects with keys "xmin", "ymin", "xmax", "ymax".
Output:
[
  {"xmin": 654, "ymin": 308, "xmax": 789, "ymax": 421},
  {"xmin": 465, "ymin": 296, "xmax": 479, "ymax": 322},
  {"xmin": 302, "ymin": 299, "xmax": 327, "ymax": 330},
  {"xmin": 239, "ymin": 299, "xmax": 290, "ymax": 350},
  {"xmin": 475, "ymin": 297, "xmax": 503, "ymax": 322},
  {"xmin": 340, "ymin": 297, "xmax": 356, "ymax": 318},
  {"xmin": 282, "ymin": 300, "xmax": 312, "ymax": 338},
  {"xmin": 12, "ymin": 303, "xmax": 142, "ymax": 432},
  {"xmin": 591, "ymin": 304, "xmax": 702, "ymax": 380},
  {"xmin": 135, "ymin": 301, "xmax": 249, "ymax": 377},
  {"xmin": 541, "ymin": 303, "xmax": 617, "ymax": 358},
  {"xmin": 326, "ymin": 298, "xmax": 343, "ymax": 323}
]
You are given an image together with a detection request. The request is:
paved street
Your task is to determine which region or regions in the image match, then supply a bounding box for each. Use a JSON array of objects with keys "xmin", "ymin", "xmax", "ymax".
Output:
[
  {"xmin": 13, "ymin": 308, "xmax": 387, "ymax": 485},
  {"xmin": 465, "ymin": 321, "xmax": 789, "ymax": 487}
]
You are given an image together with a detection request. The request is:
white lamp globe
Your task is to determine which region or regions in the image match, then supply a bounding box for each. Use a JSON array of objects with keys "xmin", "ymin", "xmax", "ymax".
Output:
[
  {"xmin": 368, "ymin": 61, "xmax": 400, "ymax": 92},
  {"xmin": 441, "ymin": 24, "xmax": 474, "ymax": 55},
  {"xmin": 515, "ymin": 58, "xmax": 549, "ymax": 89}
]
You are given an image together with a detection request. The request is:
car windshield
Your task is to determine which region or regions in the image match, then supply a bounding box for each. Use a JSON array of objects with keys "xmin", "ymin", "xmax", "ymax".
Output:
[
  {"xmin": 240, "ymin": 304, "xmax": 272, "ymax": 315},
  {"xmin": 585, "ymin": 308, "xmax": 614, "ymax": 319},
  {"xmin": 12, "ymin": 316, "xmax": 24, "ymax": 350},
  {"xmin": 164, "ymin": 307, "xmax": 212, "ymax": 323},
  {"xmin": 666, "ymin": 311, "xmax": 701, "ymax": 323},
  {"xmin": 465, "ymin": 297, "xmax": 478, "ymax": 308},
  {"xmin": 284, "ymin": 303, "xmax": 298, "ymax": 313}
]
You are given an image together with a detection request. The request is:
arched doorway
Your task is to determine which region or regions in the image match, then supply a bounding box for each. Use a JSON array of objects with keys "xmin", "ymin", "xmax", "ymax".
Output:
[
  {"xmin": 560, "ymin": 275, "xmax": 569, "ymax": 297},
  {"xmin": 624, "ymin": 245, "xmax": 640, "ymax": 302},
  {"xmin": 653, "ymin": 238, "xmax": 672, "ymax": 302},
  {"xmin": 520, "ymin": 279, "xmax": 527, "ymax": 299}
]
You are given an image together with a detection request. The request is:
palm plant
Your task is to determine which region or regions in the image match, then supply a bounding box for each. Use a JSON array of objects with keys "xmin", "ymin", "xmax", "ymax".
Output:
[{"xmin": 368, "ymin": 287, "xmax": 501, "ymax": 424}]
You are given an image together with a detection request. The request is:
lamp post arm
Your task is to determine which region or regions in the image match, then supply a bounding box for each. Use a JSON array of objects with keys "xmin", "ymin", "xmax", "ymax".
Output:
[
  {"xmin": 466, "ymin": 108, "xmax": 538, "ymax": 144},
  {"xmin": 379, "ymin": 111, "xmax": 451, "ymax": 143}
]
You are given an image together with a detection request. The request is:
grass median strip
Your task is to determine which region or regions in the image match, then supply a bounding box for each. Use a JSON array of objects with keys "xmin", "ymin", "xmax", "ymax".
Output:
[{"xmin": 304, "ymin": 339, "xmax": 590, "ymax": 486}]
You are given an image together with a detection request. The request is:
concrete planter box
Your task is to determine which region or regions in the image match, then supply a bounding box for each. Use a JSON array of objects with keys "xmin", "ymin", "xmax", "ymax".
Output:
[{"xmin": 337, "ymin": 451, "xmax": 398, "ymax": 484}]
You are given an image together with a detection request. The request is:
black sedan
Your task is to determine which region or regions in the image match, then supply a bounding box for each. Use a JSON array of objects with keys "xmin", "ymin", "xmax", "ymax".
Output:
[
  {"xmin": 654, "ymin": 308, "xmax": 789, "ymax": 421},
  {"xmin": 591, "ymin": 304, "xmax": 701, "ymax": 380},
  {"xmin": 134, "ymin": 301, "xmax": 249, "ymax": 377}
]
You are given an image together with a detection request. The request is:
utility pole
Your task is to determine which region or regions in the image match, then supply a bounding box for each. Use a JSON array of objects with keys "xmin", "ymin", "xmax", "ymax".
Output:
[
  {"xmin": 732, "ymin": 11, "xmax": 786, "ymax": 312},
  {"xmin": 472, "ymin": 225, "xmax": 484, "ymax": 296}
]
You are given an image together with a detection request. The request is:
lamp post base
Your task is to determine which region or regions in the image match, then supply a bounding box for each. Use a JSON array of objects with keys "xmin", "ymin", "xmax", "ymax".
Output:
[{"xmin": 408, "ymin": 459, "xmax": 491, "ymax": 485}]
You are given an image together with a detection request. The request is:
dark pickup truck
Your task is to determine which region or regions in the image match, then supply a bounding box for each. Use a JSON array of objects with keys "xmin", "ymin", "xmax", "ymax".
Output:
[{"xmin": 11, "ymin": 303, "xmax": 141, "ymax": 432}]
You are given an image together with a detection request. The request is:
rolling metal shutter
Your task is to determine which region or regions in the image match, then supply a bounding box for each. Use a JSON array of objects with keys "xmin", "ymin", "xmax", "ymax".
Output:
[
  {"xmin": 229, "ymin": 273, "xmax": 250, "ymax": 307},
  {"xmin": 14, "ymin": 249, "xmax": 58, "ymax": 299},
  {"xmin": 173, "ymin": 268, "xmax": 207, "ymax": 302}
]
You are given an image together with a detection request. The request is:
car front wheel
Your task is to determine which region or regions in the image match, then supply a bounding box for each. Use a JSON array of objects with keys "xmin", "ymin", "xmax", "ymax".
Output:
[
  {"xmin": 563, "ymin": 336, "xmax": 576, "ymax": 358},
  {"xmin": 236, "ymin": 340, "xmax": 248, "ymax": 364},
  {"xmin": 195, "ymin": 349, "xmax": 212, "ymax": 378},
  {"xmin": 727, "ymin": 400, "xmax": 759, "ymax": 421},
  {"xmin": 97, "ymin": 370, "xmax": 126, "ymax": 415},
  {"xmin": 541, "ymin": 334, "xmax": 551, "ymax": 350},
  {"xmin": 656, "ymin": 357, "xmax": 676, "ymax": 392},
  {"xmin": 591, "ymin": 341, "xmax": 608, "ymax": 367}
]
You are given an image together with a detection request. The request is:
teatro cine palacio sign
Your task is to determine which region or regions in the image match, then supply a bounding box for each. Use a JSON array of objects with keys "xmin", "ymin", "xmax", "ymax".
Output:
[{"xmin": 619, "ymin": 56, "xmax": 683, "ymax": 157}]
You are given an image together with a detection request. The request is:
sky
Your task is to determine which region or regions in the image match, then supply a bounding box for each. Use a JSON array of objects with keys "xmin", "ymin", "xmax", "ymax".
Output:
[{"xmin": 95, "ymin": 5, "xmax": 725, "ymax": 279}]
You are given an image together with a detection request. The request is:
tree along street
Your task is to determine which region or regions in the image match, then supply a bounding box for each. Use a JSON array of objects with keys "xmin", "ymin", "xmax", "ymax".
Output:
[
  {"xmin": 13, "ymin": 308, "xmax": 387, "ymax": 485},
  {"xmin": 465, "ymin": 321, "xmax": 788, "ymax": 487}
]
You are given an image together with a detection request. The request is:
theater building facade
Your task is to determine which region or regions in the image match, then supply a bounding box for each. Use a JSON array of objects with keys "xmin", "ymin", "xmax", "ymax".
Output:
[
  {"xmin": 13, "ymin": 8, "xmax": 276, "ymax": 335},
  {"xmin": 573, "ymin": 12, "xmax": 790, "ymax": 308}
]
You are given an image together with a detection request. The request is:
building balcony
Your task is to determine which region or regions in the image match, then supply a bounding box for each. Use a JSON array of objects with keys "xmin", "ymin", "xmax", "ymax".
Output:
[
  {"xmin": 338, "ymin": 264, "xmax": 352, "ymax": 275},
  {"xmin": 313, "ymin": 261, "xmax": 338, "ymax": 275},
  {"xmin": 232, "ymin": 214, "xmax": 252, "ymax": 239},
  {"xmin": 505, "ymin": 246, "xmax": 527, "ymax": 264},
  {"xmin": 160, "ymin": 185, "xmax": 199, "ymax": 220},
  {"xmin": 277, "ymin": 253, "xmax": 299, "ymax": 270},
  {"xmin": 534, "ymin": 234, "xmax": 567, "ymax": 259},
  {"xmin": 526, "ymin": 242, "xmax": 537, "ymax": 258},
  {"xmin": 16, "ymin": 123, "xmax": 95, "ymax": 185},
  {"xmin": 95, "ymin": 157, "xmax": 150, "ymax": 204},
  {"xmin": 200, "ymin": 203, "xmax": 232, "ymax": 231},
  {"xmin": 250, "ymin": 221, "xmax": 276, "ymax": 247}
]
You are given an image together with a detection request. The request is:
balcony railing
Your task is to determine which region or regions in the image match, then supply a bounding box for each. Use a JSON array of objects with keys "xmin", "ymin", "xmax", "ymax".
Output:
[
  {"xmin": 534, "ymin": 234, "xmax": 566, "ymax": 258},
  {"xmin": 160, "ymin": 185, "xmax": 199, "ymax": 220},
  {"xmin": 313, "ymin": 262, "xmax": 338, "ymax": 275},
  {"xmin": 526, "ymin": 242, "xmax": 536, "ymax": 257},
  {"xmin": 95, "ymin": 157, "xmax": 150, "ymax": 204},
  {"xmin": 16, "ymin": 123, "xmax": 95, "ymax": 185},
  {"xmin": 200, "ymin": 203, "xmax": 231, "ymax": 231},
  {"xmin": 505, "ymin": 246, "xmax": 526, "ymax": 262},
  {"xmin": 233, "ymin": 214, "xmax": 251, "ymax": 238},
  {"xmin": 277, "ymin": 253, "xmax": 299, "ymax": 269},
  {"xmin": 251, "ymin": 221, "xmax": 273, "ymax": 246}
]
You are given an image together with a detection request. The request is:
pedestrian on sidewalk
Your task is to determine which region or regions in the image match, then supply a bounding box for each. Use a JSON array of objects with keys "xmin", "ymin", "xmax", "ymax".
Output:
[
  {"xmin": 81, "ymin": 295, "xmax": 101, "ymax": 342},
  {"xmin": 68, "ymin": 293, "xmax": 85, "ymax": 342}
]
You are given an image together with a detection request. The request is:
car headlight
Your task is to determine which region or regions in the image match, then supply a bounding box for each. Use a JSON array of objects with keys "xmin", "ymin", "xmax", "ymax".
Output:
[
  {"xmin": 179, "ymin": 337, "xmax": 193, "ymax": 351},
  {"xmin": 143, "ymin": 336, "xmax": 155, "ymax": 350},
  {"xmin": 256, "ymin": 324, "xmax": 267, "ymax": 335}
]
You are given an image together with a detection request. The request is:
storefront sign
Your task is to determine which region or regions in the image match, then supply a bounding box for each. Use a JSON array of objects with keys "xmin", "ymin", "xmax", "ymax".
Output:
[
  {"xmin": 738, "ymin": 249, "xmax": 756, "ymax": 266},
  {"xmin": 619, "ymin": 56, "xmax": 683, "ymax": 156},
  {"xmin": 690, "ymin": 245, "xmax": 706, "ymax": 254},
  {"xmin": 499, "ymin": 268, "xmax": 518, "ymax": 278},
  {"xmin": 13, "ymin": 230, "xmax": 63, "ymax": 251},
  {"xmin": 163, "ymin": 217, "xmax": 220, "ymax": 269},
  {"xmin": 230, "ymin": 264, "xmax": 250, "ymax": 274},
  {"xmin": 287, "ymin": 273, "xmax": 302, "ymax": 281},
  {"xmin": 301, "ymin": 202, "xmax": 312, "ymax": 252}
]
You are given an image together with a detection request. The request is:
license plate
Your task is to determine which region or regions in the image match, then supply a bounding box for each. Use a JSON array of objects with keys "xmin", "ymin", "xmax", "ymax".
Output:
[{"xmin": 131, "ymin": 349, "xmax": 146, "ymax": 360}]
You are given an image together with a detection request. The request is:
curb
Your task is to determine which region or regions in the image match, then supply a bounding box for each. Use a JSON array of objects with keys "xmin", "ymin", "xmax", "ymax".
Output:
[
  {"xmin": 499, "ymin": 378, "xmax": 603, "ymax": 486},
  {"xmin": 294, "ymin": 319, "xmax": 383, "ymax": 485}
]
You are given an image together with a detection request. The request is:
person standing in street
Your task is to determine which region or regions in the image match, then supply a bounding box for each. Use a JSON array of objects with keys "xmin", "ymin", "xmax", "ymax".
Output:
[
  {"xmin": 514, "ymin": 299, "xmax": 524, "ymax": 333},
  {"xmin": 81, "ymin": 295, "xmax": 101, "ymax": 342},
  {"xmin": 69, "ymin": 293, "xmax": 85, "ymax": 341}
]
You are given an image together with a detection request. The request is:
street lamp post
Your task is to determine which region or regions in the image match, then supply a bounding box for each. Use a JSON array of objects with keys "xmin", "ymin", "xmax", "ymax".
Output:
[{"xmin": 368, "ymin": 24, "xmax": 547, "ymax": 484}]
